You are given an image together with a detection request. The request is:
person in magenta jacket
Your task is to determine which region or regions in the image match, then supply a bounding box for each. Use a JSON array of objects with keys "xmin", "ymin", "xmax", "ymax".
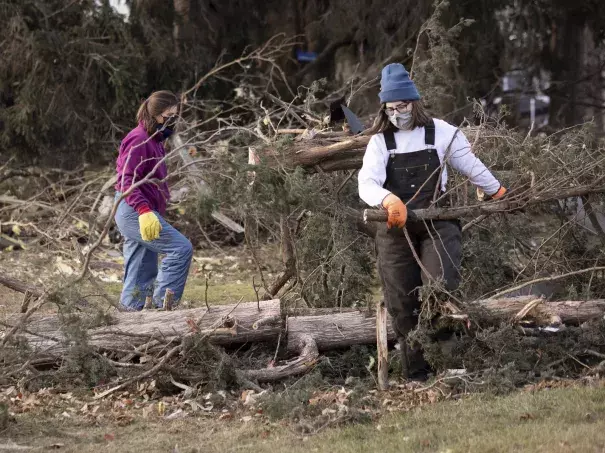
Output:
[{"xmin": 114, "ymin": 90, "xmax": 193, "ymax": 310}]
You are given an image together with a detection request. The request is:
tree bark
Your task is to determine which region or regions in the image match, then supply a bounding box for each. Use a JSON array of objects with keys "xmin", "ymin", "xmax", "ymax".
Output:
[
  {"xmin": 5, "ymin": 297, "xmax": 605, "ymax": 365},
  {"xmin": 4, "ymin": 300, "xmax": 281, "ymax": 359},
  {"xmin": 376, "ymin": 300, "xmax": 389, "ymax": 391},
  {"xmin": 285, "ymin": 310, "xmax": 397, "ymax": 353},
  {"xmin": 468, "ymin": 297, "xmax": 605, "ymax": 325},
  {"xmin": 241, "ymin": 334, "xmax": 319, "ymax": 382},
  {"xmin": 0, "ymin": 275, "xmax": 43, "ymax": 297},
  {"xmin": 363, "ymin": 184, "xmax": 605, "ymax": 224},
  {"xmin": 262, "ymin": 136, "xmax": 368, "ymax": 171}
]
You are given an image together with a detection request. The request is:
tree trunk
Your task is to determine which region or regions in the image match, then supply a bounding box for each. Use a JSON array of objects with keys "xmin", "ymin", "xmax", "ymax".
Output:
[
  {"xmin": 5, "ymin": 297, "xmax": 605, "ymax": 365},
  {"xmin": 262, "ymin": 134, "xmax": 368, "ymax": 171},
  {"xmin": 286, "ymin": 310, "xmax": 397, "ymax": 353},
  {"xmin": 4, "ymin": 300, "xmax": 281, "ymax": 359},
  {"xmin": 467, "ymin": 297, "xmax": 605, "ymax": 325}
]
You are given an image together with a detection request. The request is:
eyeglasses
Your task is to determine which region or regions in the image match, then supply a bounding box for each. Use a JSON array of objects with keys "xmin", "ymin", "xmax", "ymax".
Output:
[{"xmin": 384, "ymin": 103, "xmax": 411, "ymax": 116}]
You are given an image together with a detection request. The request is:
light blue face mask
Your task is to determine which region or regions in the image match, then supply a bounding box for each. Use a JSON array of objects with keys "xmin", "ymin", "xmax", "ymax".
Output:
[{"xmin": 389, "ymin": 112, "xmax": 412, "ymax": 130}]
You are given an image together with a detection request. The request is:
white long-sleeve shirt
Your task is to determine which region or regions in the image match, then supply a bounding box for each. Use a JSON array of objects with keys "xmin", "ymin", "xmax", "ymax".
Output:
[{"xmin": 358, "ymin": 118, "xmax": 501, "ymax": 207}]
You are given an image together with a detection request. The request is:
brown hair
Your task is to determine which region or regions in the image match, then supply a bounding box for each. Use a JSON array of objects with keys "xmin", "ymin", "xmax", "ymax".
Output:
[
  {"xmin": 136, "ymin": 90, "xmax": 180, "ymax": 135},
  {"xmin": 367, "ymin": 101, "xmax": 432, "ymax": 135}
]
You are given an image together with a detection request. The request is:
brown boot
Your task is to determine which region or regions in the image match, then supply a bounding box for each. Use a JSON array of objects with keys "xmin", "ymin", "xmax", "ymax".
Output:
[
  {"xmin": 399, "ymin": 337, "xmax": 410, "ymax": 379},
  {"xmin": 398, "ymin": 337, "xmax": 431, "ymax": 381}
]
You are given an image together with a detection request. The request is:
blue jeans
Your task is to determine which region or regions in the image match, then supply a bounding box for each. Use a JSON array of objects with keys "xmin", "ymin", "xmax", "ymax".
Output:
[{"xmin": 113, "ymin": 194, "xmax": 193, "ymax": 310}]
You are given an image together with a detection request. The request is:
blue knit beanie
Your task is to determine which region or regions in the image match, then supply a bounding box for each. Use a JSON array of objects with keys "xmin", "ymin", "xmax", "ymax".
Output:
[{"xmin": 379, "ymin": 63, "xmax": 420, "ymax": 103}]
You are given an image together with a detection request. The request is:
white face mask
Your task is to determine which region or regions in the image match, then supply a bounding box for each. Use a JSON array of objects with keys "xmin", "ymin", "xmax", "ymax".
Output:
[{"xmin": 389, "ymin": 111, "xmax": 412, "ymax": 130}]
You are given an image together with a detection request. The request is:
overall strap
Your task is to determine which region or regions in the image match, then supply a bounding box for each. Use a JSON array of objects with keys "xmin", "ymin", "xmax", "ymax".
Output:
[
  {"xmin": 383, "ymin": 129, "xmax": 397, "ymax": 151},
  {"xmin": 424, "ymin": 118, "xmax": 435, "ymax": 146}
]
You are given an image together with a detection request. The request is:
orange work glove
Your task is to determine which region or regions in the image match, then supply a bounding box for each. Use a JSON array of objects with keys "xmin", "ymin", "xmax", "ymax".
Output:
[
  {"xmin": 381, "ymin": 194, "xmax": 408, "ymax": 229},
  {"xmin": 491, "ymin": 186, "xmax": 507, "ymax": 200},
  {"xmin": 477, "ymin": 186, "xmax": 507, "ymax": 201}
]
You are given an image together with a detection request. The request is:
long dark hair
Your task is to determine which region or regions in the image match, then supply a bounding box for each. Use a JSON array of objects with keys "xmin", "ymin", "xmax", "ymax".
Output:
[
  {"xmin": 367, "ymin": 101, "xmax": 432, "ymax": 135},
  {"xmin": 136, "ymin": 90, "xmax": 180, "ymax": 135}
]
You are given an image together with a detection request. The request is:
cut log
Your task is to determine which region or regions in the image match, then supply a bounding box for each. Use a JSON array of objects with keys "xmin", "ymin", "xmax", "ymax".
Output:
[
  {"xmin": 289, "ymin": 136, "xmax": 369, "ymax": 168},
  {"xmin": 285, "ymin": 297, "xmax": 605, "ymax": 352},
  {"xmin": 5, "ymin": 296, "xmax": 605, "ymax": 367},
  {"xmin": 259, "ymin": 135, "xmax": 367, "ymax": 172},
  {"xmin": 286, "ymin": 310, "xmax": 397, "ymax": 353},
  {"xmin": 3, "ymin": 300, "xmax": 281, "ymax": 359},
  {"xmin": 468, "ymin": 296, "xmax": 605, "ymax": 325}
]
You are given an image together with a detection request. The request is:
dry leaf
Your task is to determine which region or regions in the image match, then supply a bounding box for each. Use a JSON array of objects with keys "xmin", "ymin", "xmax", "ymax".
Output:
[
  {"xmin": 3, "ymin": 386, "xmax": 16, "ymax": 396},
  {"xmin": 165, "ymin": 409, "xmax": 186, "ymax": 420},
  {"xmin": 185, "ymin": 400, "xmax": 201, "ymax": 412},
  {"xmin": 240, "ymin": 390, "xmax": 251, "ymax": 402},
  {"xmin": 366, "ymin": 355, "xmax": 376, "ymax": 371},
  {"xmin": 55, "ymin": 260, "xmax": 74, "ymax": 275}
]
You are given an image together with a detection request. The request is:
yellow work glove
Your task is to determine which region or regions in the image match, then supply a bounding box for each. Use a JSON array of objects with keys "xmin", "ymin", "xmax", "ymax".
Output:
[
  {"xmin": 139, "ymin": 211, "xmax": 162, "ymax": 241},
  {"xmin": 382, "ymin": 193, "xmax": 408, "ymax": 229}
]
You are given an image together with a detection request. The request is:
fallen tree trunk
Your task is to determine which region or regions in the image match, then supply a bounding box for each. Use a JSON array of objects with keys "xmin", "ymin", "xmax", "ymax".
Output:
[
  {"xmin": 6, "ymin": 297, "xmax": 605, "ymax": 358},
  {"xmin": 468, "ymin": 297, "xmax": 605, "ymax": 325},
  {"xmin": 3, "ymin": 300, "xmax": 281, "ymax": 359},
  {"xmin": 286, "ymin": 310, "xmax": 397, "ymax": 353},
  {"xmin": 5, "ymin": 296, "xmax": 605, "ymax": 383}
]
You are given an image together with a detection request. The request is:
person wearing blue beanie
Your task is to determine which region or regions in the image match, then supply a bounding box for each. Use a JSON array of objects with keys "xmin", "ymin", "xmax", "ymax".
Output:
[
  {"xmin": 358, "ymin": 63, "xmax": 508, "ymax": 381},
  {"xmin": 378, "ymin": 63, "xmax": 421, "ymax": 104}
]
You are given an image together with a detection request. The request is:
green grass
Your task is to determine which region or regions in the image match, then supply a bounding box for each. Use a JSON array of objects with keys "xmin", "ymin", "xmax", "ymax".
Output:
[
  {"xmin": 4, "ymin": 386, "xmax": 605, "ymax": 452},
  {"xmin": 101, "ymin": 278, "xmax": 258, "ymax": 307},
  {"xmin": 182, "ymin": 277, "xmax": 258, "ymax": 306},
  {"xmin": 309, "ymin": 386, "xmax": 605, "ymax": 453}
]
